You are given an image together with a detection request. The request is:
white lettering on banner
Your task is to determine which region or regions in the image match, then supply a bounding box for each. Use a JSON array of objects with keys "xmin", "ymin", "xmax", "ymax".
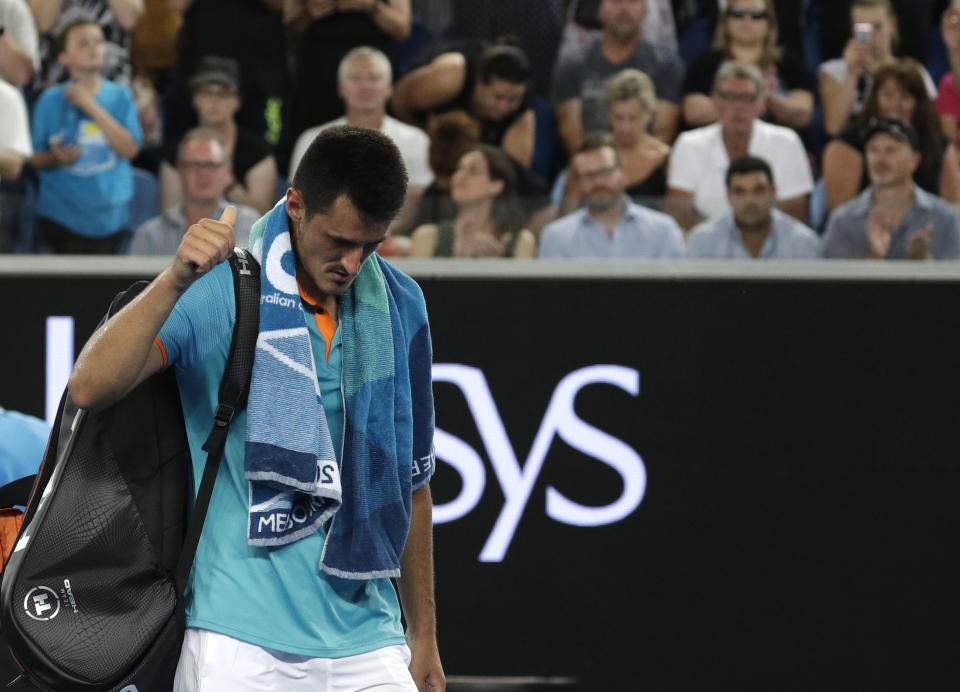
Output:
[
  {"xmin": 40, "ymin": 318, "xmax": 644, "ymax": 561},
  {"xmin": 431, "ymin": 364, "xmax": 646, "ymax": 562}
]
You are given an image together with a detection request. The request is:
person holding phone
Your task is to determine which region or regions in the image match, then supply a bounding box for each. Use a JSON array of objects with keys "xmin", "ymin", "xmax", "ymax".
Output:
[{"xmin": 819, "ymin": 0, "xmax": 937, "ymax": 137}]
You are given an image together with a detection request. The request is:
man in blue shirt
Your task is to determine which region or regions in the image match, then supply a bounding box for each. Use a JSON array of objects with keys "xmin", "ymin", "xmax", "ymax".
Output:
[
  {"xmin": 538, "ymin": 134, "xmax": 685, "ymax": 259},
  {"xmin": 68, "ymin": 127, "xmax": 445, "ymax": 691},
  {"xmin": 824, "ymin": 118, "xmax": 960, "ymax": 260},
  {"xmin": 687, "ymin": 155, "xmax": 821, "ymax": 259}
]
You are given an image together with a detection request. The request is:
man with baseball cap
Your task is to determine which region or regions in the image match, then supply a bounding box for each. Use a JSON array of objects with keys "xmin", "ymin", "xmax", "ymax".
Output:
[{"xmin": 823, "ymin": 117, "xmax": 960, "ymax": 259}]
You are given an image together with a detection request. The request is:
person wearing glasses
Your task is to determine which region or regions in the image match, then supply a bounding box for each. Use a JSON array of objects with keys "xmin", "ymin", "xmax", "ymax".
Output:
[
  {"xmin": 666, "ymin": 60, "xmax": 813, "ymax": 232},
  {"xmin": 823, "ymin": 118, "xmax": 960, "ymax": 260},
  {"xmin": 159, "ymin": 56, "xmax": 278, "ymax": 215},
  {"xmin": 538, "ymin": 133, "xmax": 685, "ymax": 259},
  {"xmin": 682, "ymin": 0, "xmax": 814, "ymax": 131},
  {"xmin": 129, "ymin": 127, "xmax": 259, "ymax": 255}
]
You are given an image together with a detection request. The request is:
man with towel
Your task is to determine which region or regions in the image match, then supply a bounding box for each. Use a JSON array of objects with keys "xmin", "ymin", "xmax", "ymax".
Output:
[{"xmin": 68, "ymin": 126, "xmax": 445, "ymax": 691}]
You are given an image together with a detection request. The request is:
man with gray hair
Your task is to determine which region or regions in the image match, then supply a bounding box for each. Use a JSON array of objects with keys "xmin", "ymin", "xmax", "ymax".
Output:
[
  {"xmin": 666, "ymin": 60, "xmax": 813, "ymax": 231},
  {"xmin": 289, "ymin": 46, "xmax": 432, "ymax": 235}
]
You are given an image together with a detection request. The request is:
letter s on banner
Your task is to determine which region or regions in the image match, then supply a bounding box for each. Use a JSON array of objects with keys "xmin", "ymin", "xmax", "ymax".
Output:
[
  {"xmin": 431, "ymin": 428, "xmax": 486, "ymax": 523},
  {"xmin": 431, "ymin": 363, "xmax": 646, "ymax": 562},
  {"xmin": 543, "ymin": 365, "xmax": 646, "ymax": 526}
]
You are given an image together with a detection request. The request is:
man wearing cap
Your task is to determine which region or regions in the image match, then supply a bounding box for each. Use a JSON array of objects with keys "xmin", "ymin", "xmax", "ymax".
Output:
[
  {"xmin": 823, "ymin": 118, "xmax": 960, "ymax": 260},
  {"xmin": 159, "ymin": 56, "xmax": 278, "ymax": 216}
]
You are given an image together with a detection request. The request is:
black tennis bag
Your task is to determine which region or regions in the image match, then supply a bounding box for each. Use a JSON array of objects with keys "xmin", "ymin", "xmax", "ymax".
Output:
[{"xmin": 0, "ymin": 249, "xmax": 259, "ymax": 691}]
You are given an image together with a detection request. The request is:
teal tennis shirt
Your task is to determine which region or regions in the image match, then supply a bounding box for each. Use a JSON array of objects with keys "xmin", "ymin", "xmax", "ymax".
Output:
[{"xmin": 157, "ymin": 262, "xmax": 405, "ymax": 657}]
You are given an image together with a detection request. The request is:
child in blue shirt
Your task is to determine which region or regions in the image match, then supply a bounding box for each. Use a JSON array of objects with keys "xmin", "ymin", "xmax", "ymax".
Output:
[{"xmin": 30, "ymin": 18, "xmax": 141, "ymax": 254}]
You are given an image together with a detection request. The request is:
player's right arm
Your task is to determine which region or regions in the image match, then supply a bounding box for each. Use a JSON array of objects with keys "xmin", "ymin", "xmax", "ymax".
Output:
[{"xmin": 68, "ymin": 207, "xmax": 236, "ymax": 411}]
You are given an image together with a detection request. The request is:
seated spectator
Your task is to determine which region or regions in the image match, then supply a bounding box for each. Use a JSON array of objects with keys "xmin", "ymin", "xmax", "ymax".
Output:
[
  {"xmin": 666, "ymin": 61, "xmax": 813, "ymax": 231},
  {"xmin": 129, "ymin": 127, "xmax": 258, "ymax": 255},
  {"xmin": 819, "ymin": 0, "xmax": 936, "ymax": 138},
  {"xmin": 0, "ymin": 79, "xmax": 31, "ymax": 182},
  {"xmin": 0, "ymin": 405, "xmax": 49, "ymax": 486},
  {"xmin": 410, "ymin": 144, "xmax": 535, "ymax": 258},
  {"xmin": 1, "ymin": 0, "xmax": 39, "ymax": 87},
  {"xmin": 823, "ymin": 118, "xmax": 960, "ymax": 260},
  {"xmin": 289, "ymin": 46, "xmax": 431, "ymax": 234},
  {"xmin": 160, "ymin": 56, "xmax": 277, "ymax": 215},
  {"xmin": 682, "ymin": 0, "xmax": 813, "ymax": 131},
  {"xmin": 552, "ymin": 0, "xmax": 685, "ymax": 153},
  {"xmin": 539, "ymin": 134, "xmax": 685, "ymax": 258},
  {"xmin": 935, "ymin": 5, "xmax": 960, "ymax": 154},
  {"xmin": 30, "ymin": 19, "xmax": 141, "ymax": 254},
  {"xmin": 687, "ymin": 155, "xmax": 821, "ymax": 258},
  {"xmin": 31, "ymin": 0, "xmax": 143, "ymax": 92},
  {"xmin": 823, "ymin": 59, "xmax": 959, "ymax": 214},
  {"xmin": 391, "ymin": 38, "xmax": 536, "ymax": 168},
  {"xmin": 562, "ymin": 68, "xmax": 669, "ymax": 214},
  {"xmin": 411, "ymin": 110, "xmax": 480, "ymax": 229}
]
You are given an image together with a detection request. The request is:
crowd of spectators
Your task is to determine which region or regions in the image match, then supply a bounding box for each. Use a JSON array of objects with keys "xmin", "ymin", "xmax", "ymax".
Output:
[{"xmin": 3, "ymin": 0, "xmax": 960, "ymax": 261}]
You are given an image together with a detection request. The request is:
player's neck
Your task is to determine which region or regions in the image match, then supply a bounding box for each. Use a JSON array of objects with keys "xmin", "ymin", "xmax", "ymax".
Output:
[{"xmin": 296, "ymin": 263, "xmax": 339, "ymax": 320}]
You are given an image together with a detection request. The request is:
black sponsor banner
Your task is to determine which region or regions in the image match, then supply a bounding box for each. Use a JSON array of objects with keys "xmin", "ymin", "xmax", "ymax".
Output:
[{"xmin": 2, "ymin": 273, "xmax": 959, "ymax": 689}]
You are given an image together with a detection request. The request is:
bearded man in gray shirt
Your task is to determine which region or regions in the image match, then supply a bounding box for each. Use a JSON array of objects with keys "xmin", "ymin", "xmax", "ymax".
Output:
[{"xmin": 823, "ymin": 118, "xmax": 960, "ymax": 260}]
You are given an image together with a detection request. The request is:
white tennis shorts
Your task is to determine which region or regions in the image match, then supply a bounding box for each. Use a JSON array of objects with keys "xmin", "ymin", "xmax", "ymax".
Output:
[{"xmin": 173, "ymin": 627, "xmax": 418, "ymax": 691}]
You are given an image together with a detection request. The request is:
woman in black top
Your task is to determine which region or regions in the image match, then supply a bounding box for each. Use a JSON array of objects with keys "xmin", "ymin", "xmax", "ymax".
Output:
[
  {"xmin": 682, "ymin": 0, "xmax": 814, "ymax": 130},
  {"xmin": 822, "ymin": 58, "xmax": 960, "ymax": 214}
]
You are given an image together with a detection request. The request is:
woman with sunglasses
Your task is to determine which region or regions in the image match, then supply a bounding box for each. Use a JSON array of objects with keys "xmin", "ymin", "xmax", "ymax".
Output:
[
  {"xmin": 682, "ymin": 0, "xmax": 813, "ymax": 130},
  {"xmin": 819, "ymin": 0, "xmax": 936, "ymax": 138},
  {"xmin": 821, "ymin": 58, "xmax": 960, "ymax": 214}
]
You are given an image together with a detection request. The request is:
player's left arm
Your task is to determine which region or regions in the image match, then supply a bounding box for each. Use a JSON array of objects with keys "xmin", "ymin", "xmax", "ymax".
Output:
[{"xmin": 398, "ymin": 484, "xmax": 445, "ymax": 692}]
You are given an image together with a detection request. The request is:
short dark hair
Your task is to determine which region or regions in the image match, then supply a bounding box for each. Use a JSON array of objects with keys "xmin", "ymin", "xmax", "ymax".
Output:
[
  {"xmin": 725, "ymin": 156, "xmax": 774, "ymax": 188},
  {"xmin": 292, "ymin": 125, "xmax": 408, "ymax": 226},
  {"xmin": 576, "ymin": 132, "xmax": 621, "ymax": 167},
  {"xmin": 477, "ymin": 43, "xmax": 531, "ymax": 85},
  {"xmin": 56, "ymin": 18, "xmax": 100, "ymax": 55}
]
